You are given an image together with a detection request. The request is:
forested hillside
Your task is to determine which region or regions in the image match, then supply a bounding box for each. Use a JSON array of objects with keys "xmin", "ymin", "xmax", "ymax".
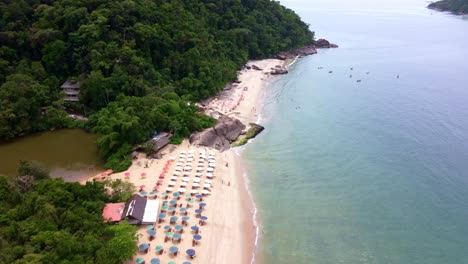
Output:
[
  {"xmin": 428, "ymin": 0, "xmax": 468, "ymax": 14},
  {"xmin": 0, "ymin": 0, "xmax": 314, "ymax": 170}
]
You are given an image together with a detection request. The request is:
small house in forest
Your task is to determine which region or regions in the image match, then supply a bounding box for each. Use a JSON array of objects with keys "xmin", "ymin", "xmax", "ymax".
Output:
[
  {"xmin": 120, "ymin": 194, "xmax": 159, "ymax": 225},
  {"xmin": 61, "ymin": 80, "xmax": 80, "ymax": 102},
  {"xmin": 150, "ymin": 132, "xmax": 171, "ymax": 152}
]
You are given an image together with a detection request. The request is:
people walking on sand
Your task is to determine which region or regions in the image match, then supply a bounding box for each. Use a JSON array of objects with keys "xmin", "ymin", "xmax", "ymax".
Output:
[{"xmin": 228, "ymin": 181, "xmax": 230, "ymax": 186}]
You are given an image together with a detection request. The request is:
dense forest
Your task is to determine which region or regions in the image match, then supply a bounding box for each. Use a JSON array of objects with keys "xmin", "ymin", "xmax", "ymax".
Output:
[
  {"xmin": 0, "ymin": 161, "xmax": 138, "ymax": 263},
  {"xmin": 428, "ymin": 0, "xmax": 468, "ymax": 14},
  {"xmin": 0, "ymin": 0, "xmax": 315, "ymax": 170}
]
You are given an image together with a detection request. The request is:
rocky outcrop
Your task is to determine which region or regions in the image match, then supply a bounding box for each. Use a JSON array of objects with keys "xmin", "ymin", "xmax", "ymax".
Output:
[
  {"xmin": 275, "ymin": 38, "xmax": 338, "ymax": 60},
  {"xmin": 251, "ymin": 64, "xmax": 263, "ymax": 71},
  {"xmin": 315, "ymin": 38, "xmax": 339, "ymax": 48},
  {"xmin": 189, "ymin": 116, "xmax": 246, "ymax": 151},
  {"xmin": 270, "ymin": 68, "xmax": 288, "ymax": 75},
  {"xmin": 232, "ymin": 123, "xmax": 265, "ymax": 147}
]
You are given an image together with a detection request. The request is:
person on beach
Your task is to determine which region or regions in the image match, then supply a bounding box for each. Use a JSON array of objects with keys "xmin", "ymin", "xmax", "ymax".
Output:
[{"xmin": 228, "ymin": 181, "xmax": 230, "ymax": 186}]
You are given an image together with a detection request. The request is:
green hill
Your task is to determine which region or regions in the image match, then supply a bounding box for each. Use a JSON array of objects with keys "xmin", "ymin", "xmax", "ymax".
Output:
[
  {"xmin": 0, "ymin": 0, "xmax": 314, "ymax": 170},
  {"xmin": 428, "ymin": 0, "xmax": 468, "ymax": 14}
]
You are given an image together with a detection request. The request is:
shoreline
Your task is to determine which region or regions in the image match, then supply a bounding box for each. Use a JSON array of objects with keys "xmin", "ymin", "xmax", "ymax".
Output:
[{"xmin": 85, "ymin": 57, "xmax": 300, "ymax": 264}]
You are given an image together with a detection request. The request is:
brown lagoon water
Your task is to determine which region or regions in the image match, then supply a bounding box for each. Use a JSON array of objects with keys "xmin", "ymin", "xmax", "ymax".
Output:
[{"xmin": 0, "ymin": 129, "xmax": 103, "ymax": 181}]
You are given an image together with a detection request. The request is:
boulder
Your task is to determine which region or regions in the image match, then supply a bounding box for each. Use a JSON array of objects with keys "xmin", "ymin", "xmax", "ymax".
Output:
[
  {"xmin": 189, "ymin": 116, "xmax": 246, "ymax": 151},
  {"xmin": 315, "ymin": 38, "xmax": 339, "ymax": 48},
  {"xmin": 270, "ymin": 68, "xmax": 288, "ymax": 75},
  {"xmin": 251, "ymin": 64, "xmax": 263, "ymax": 71}
]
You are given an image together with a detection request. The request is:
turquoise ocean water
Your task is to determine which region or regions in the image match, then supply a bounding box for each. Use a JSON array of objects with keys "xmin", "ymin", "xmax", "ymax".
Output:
[{"xmin": 243, "ymin": 0, "xmax": 468, "ymax": 263}]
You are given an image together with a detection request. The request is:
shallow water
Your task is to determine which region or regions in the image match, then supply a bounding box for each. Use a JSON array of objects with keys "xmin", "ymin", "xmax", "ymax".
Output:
[
  {"xmin": 0, "ymin": 129, "xmax": 103, "ymax": 181},
  {"xmin": 244, "ymin": 1, "xmax": 468, "ymax": 263}
]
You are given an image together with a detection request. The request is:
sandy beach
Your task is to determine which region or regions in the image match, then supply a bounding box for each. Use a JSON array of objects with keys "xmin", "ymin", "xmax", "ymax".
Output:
[{"xmin": 88, "ymin": 58, "xmax": 287, "ymax": 264}]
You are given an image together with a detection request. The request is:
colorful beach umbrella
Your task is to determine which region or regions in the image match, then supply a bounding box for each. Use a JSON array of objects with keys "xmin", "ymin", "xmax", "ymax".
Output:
[
  {"xmin": 169, "ymin": 246, "xmax": 179, "ymax": 253},
  {"xmin": 155, "ymin": 245, "xmax": 163, "ymax": 251},
  {"xmin": 200, "ymin": 216, "xmax": 208, "ymax": 221},
  {"xmin": 139, "ymin": 191, "xmax": 147, "ymax": 196},
  {"xmin": 170, "ymin": 216, "xmax": 178, "ymax": 223},
  {"xmin": 150, "ymin": 258, "xmax": 160, "ymax": 264},
  {"xmin": 182, "ymin": 216, "xmax": 190, "ymax": 222},
  {"xmin": 166, "ymin": 232, "xmax": 173, "ymax": 238},
  {"xmin": 174, "ymin": 225, "xmax": 183, "ymax": 232},
  {"xmin": 136, "ymin": 258, "xmax": 144, "ymax": 264},
  {"xmin": 139, "ymin": 243, "xmax": 150, "ymax": 251},
  {"xmin": 191, "ymin": 225, "xmax": 199, "ymax": 232},
  {"xmin": 193, "ymin": 234, "xmax": 202, "ymax": 241},
  {"xmin": 146, "ymin": 225, "xmax": 154, "ymax": 230},
  {"xmin": 140, "ymin": 185, "xmax": 146, "ymax": 190},
  {"xmin": 199, "ymin": 203, "xmax": 206, "ymax": 208},
  {"xmin": 147, "ymin": 229, "xmax": 156, "ymax": 236},
  {"xmin": 159, "ymin": 212, "xmax": 167, "ymax": 219},
  {"xmin": 164, "ymin": 225, "xmax": 171, "ymax": 231},
  {"xmin": 173, "ymin": 233, "xmax": 182, "ymax": 240},
  {"xmin": 186, "ymin": 249, "xmax": 196, "ymax": 257}
]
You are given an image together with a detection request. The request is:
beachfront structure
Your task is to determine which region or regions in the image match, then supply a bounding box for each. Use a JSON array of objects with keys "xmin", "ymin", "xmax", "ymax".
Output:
[
  {"xmin": 149, "ymin": 132, "xmax": 171, "ymax": 152},
  {"xmin": 61, "ymin": 80, "xmax": 80, "ymax": 102},
  {"xmin": 121, "ymin": 194, "xmax": 160, "ymax": 225},
  {"xmin": 102, "ymin": 202, "xmax": 125, "ymax": 223}
]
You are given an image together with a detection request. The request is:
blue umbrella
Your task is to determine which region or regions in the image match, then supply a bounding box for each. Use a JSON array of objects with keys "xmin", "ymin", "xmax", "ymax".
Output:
[
  {"xmin": 183, "ymin": 262, "xmax": 192, "ymax": 264},
  {"xmin": 170, "ymin": 200, "xmax": 177, "ymax": 205},
  {"xmin": 180, "ymin": 207, "xmax": 187, "ymax": 213},
  {"xmin": 136, "ymin": 257, "xmax": 145, "ymax": 264},
  {"xmin": 164, "ymin": 225, "xmax": 171, "ymax": 231},
  {"xmin": 191, "ymin": 225, "xmax": 199, "ymax": 231},
  {"xmin": 147, "ymin": 225, "xmax": 155, "ymax": 230},
  {"xmin": 199, "ymin": 202, "xmax": 206, "ymax": 208},
  {"xmin": 139, "ymin": 191, "xmax": 148, "ymax": 196},
  {"xmin": 173, "ymin": 233, "xmax": 182, "ymax": 240},
  {"xmin": 195, "ymin": 194, "xmax": 202, "ymax": 199},
  {"xmin": 169, "ymin": 246, "xmax": 179, "ymax": 253},
  {"xmin": 174, "ymin": 225, "xmax": 183, "ymax": 232},
  {"xmin": 200, "ymin": 216, "xmax": 208, "ymax": 221},
  {"xmin": 170, "ymin": 216, "xmax": 178, "ymax": 223},
  {"xmin": 186, "ymin": 249, "xmax": 196, "ymax": 257},
  {"xmin": 162, "ymin": 192, "xmax": 167, "ymax": 197},
  {"xmin": 147, "ymin": 229, "xmax": 156, "ymax": 236},
  {"xmin": 168, "ymin": 206, "xmax": 176, "ymax": 212},
  {"xmin": 182, "ymin": 216, "xmax": 190, "ymax": 221},
  {"xmin": 193, "ymin": 234, "xmax": 202, "ymax": 241},
  {"xmin": 173, "ymin": 192, "xmax": 180, "ymax": 197},
  {"xmin": 162, "ymin": 200, "xmax": 169, "ymax": 205},
  {"xmin": 149, "ymin": 191, "xmax": 157, "ymax": 196},
  {"xmin": 150, "ymin": 258, "xmax": 160, "ymax": 264},
  {"xmin": 139, "ymin": 243, "xmax": 150, "ymax": 250},
  {"xmin": 159, "ymin": 213, "xmax": 167, "ymax": 219}
]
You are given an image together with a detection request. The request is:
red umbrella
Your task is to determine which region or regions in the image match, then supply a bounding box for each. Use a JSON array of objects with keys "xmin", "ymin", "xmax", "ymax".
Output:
[
  {"xmin": 153, "ymin": 186, "xmax": 159, "ymax": 191},
  {"xmin": 140, "ymin": 185, "xmax": 146, "ymax": 190},
  {"xmin": 124, "ymin": 172, "xmax": 130, "ymax": 177},
  {"xmin": 106, "ymin": 169, "xmax": 113, "ymax": 174},
  {"xmin": 159, "ymin": 175, "xmax": 165, "ymax": 179},
  {"xmin": 141, "ymin": 173, "xmax": 147, "ymax": 178},
  {"xmin": 101, "ymin": 173, "xmax": 107, "ymax": 177}
]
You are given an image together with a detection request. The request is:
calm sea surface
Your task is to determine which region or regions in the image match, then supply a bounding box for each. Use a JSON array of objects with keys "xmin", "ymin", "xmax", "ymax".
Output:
[{"xmin": 244, "ymin": 0, "xmax": 468, "ymax": 263}]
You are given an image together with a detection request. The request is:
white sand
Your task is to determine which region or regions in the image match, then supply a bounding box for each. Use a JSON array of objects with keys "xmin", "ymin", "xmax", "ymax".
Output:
[{"xmin": 87, "ymin": 58, "xmax": 289, "ymax": 264}]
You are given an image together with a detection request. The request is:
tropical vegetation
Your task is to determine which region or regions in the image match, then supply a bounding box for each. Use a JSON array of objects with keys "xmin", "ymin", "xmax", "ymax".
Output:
[{"xmin": 428, "ymin": 0, "xmax": 468, "ymax": 14}]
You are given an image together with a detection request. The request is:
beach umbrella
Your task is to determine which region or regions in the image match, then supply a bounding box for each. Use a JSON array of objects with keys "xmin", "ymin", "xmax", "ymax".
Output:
[
  {"xmin": 124, "ymin": 172, "xmax": 130, "ymax": 177},
  {"xmin": 204, "ymin": 179, "xmax": 213, "ymax": 184},
  {"xmin": 170, "ymin": 216, "xmax": 178, "ymax": 223},
  {"xmin": 195, "ymin": 194, "xmax": 202, "ymax": 200},
  {"xmin": 192, "ymin": 183, "xmax": 200, "ymax": 188},
  {"xmin": 166, "ymin": 231, "xmax": 173, "ymax": 238},
  {"xmin": 169, "ymin": 246, "xmax": 179, "ymax": 254},
  {"xmin": 147, "ymin": 225, "xmax": 155, "ymax": 230},
  {"xmin": 206, "ymin": 173, "xmax": 213, "ymax": 178},
  {"xmin": 171, "ymin": 176, "xmax": 178, "ymax": 180},
  {"xmin": 180, "ymin": 182, "xmax": 187, "ymax": 187},
  {"xmin": 183, "ymin": 171, "xmax": 191, "ymax": 176},
  {"xmin": 169, "ymin": 200, "xmax": 177, "ymax": 205},
  {"xmin": 200, "ymin": 216, "xmax": 208, "ymax": 222},
  {"xmin": 190, "ymin": 190, "xmax": 198, "ymax": 194},
  {"xmin": 193, "ymin": 234, "xmax": 202, "ymax": 241},
  {"xmin": 140, "ymin": 185, "xmax": 146, "ymax": 190},
  {"xmin": 182, "ymin": 177, "xmax": 190, "ymax": 182},
  {"xmin": 196, "ymin": 167, "xmax": 203, "ymax": 172},
  {"xmin": 188, "ymin": 150, "xmax": 195, "ymax": 154},
  {"xmin": 173, "ymin": 233, "xmax": 182, "ymax": 241},
  {"xmin": 159, "ymin": 212, "xmax": 167, "ymax": 219},
  {"xmin": 150, "ymin": 258, "xmax": 160, "ymax": 264},
  {"xmin": 153, "ymin": 186, "xmax": 159, "ymax": 191},
  {"xmin": 164, "ymin": 225, "xmax": 171, "ymax": 231},
  {"xmin": 136, "ymin": 258, "xmax": 145, "ymax": 264},
  {"xmin": 149, "ymin": 191, "xmax": 157, "ymax": 197},
  {"xmin": 155, "ymin": 245, "xmax": 163, "ymax": 253},
  {"xmin": 203, "ymin": 183, "xmax": 211, "ymax": 189},
  {"xmin": 161, "ymin": 192, "xmax": 168, "ymax": 198},
  {"xmin": 173, "ymin": 192, "xmax": 180, "ymax": 198},
  {"xmin": 179, "ymin": 207, "xmax": 187, "ymax": 213},
  {"xmin": 106, "ymin": 169, "xmax": 113, "ymax": 174},
  {"xmin": 191, "ymin": 225, "xmax": 199, "ymax": 232},
  {"xmin": 207, "ymin": 167, "xmax": 214, "ymax": 172},
  {"xmin": 194, "ymin": 209, "xmax": 202, "ymax": 216},
  {"xmin": 139, "ymin": 191, "xmax": 148, "ymax": 196},
  {"xmin": 181, "ymin": 150, "xmax": 186, "ymax": 154},
  {"xmin": 185, "ymin": 194, "xmax": 192, "ymax": 199},
  {"xmin": 198, "ymin": 159, "xmax": 204, "ymax": 163},
  {"xmin": 178, "ymin": 187, "xmax": 186, "ymax": 193},
  {"xmin": 197, "ymin": 164, "xmax": 204, "ymax": 168},
  {"xmin": 186, "ymin": 249, "xmax": 196, "ymax": 258},
  {"xmin": 184, "ymin": 166, "xmax": 191, "ymax": 171},
  {"xmin": 159, "ymin": 175, "xmax": 165, "ymax": 179},
  {"xmin": 195, "ymin": 172, "xmax": 202, "ymax": 177},
  {"xmin": 199, "ymin": 203, "xmax": 206, "ymax": 208},
  {"xmin": 168, "ymin": 181, "xmax": 176, "ymax": 186},
  {"xmin": 193, "ymin": 178, "xmax": 201, "ymax": 183},
  {"xmin": 168, "ymin": 207, "xmax": 176, "ymax": 214},
  {"xmin": 187, "ymin": 158, "xmax": 194, "ymax": 162},
  {"xmin": 147, "ymin": 229, "xmax": 156, "ymax": 236},
  {"xmin": 166, "ymin": 187, "xmax": 173, "ymax": 192},
  {"xmin": 183, "ymin": 262, "xmax": 191, "ymax": 264},
  {"xmin": 141, "ymin": 172, "xmax": 147, "ymax": 177},
  {"xmin": 201, "ymin": 190, "xmax": 210, "ymax": 195},
  {"xmin": 176, "ymin": 161, "xmax": 183, "ymax": 166},
  {"xmin": 173, "ymin": 171, "xmax": 180, "ymax": 176},
  {"xmin": 208, "ymin": 162, "xmax": 216, "ymax": 167},
  {"xmin": 139, "ymin": 243, "xmax": 150, "ymax": 251},
  {"xmin": 169, "ymin": 156, "xmax": 176, "ymax": 160},
  {"xmin": 175, "ymin": 166, "xmax": 182, "ymax": 171},
  {"xmin": 182, "ymin": 216, "xmax": 190, "ymax": 225},
  {"xmin": 161, "ymin": 205, "xmax": 168, "ymax": 211},
  {"xmin": 174, "ymin": 225, "xmax": 183, "ymax": 232},
  {"xmin": 168, "ymin": 261, "xmax": 176, "ymax": 264},
  {"xmin": 188, "ymin": 200, "xmax": 195, "ymax": 207}
]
